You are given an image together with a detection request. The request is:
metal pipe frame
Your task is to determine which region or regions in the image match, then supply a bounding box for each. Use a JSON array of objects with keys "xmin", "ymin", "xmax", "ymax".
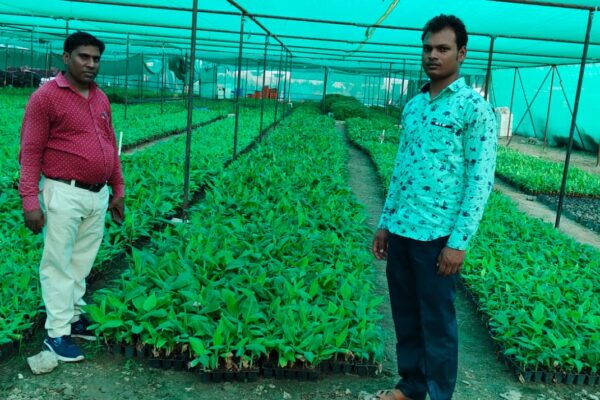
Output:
[
  {"xmin": 233, "ymin": 14, "xmax": 245, "ymax": 160},
  {"xmin": 182, "ymin": 0, "xmax": 199, "ymax": 217},
  {"xmin": 483, "ymin": 36, "xmax": 495, "ymax": 100},
  {"xmin": 554, "ymin": 67, "xmax": 586, "ymax": 149},
  {"xmin": 506, "ymin": 67, "xmax": 518, "ymax": 144},
  {"xmin": 160, "ymin": 43, "xmax": 165, "ymax": 114},
  {"xmin": 512, "ymin": 67, "xmax": 552, "ymax": 138},
  {"xmin": 273, "ymin": 49, "xmax": 283, "ymax": 126},
  {"xmin": 542, "ymin": 65, "xmax": 556, "ymax": 148},
  {"xmin": 124, "ymin": 32, "xmax": 129, "ymax": 120},
  {"xmin": 556, "ymin": 10, "xmax": 594, "ymax": 228},
  {"xmin": 259, "ymin": 35, "xmax": 269, "ymax": 135},
  {"xmin": 321, "ymin": 66, "xmax": 328, "ymax": 112},
  {"xmin": 281, "ymin": 50, "xmax": 288, "ymax": 120},
  {"xmin": 2, "ymin": 21, "xmax": 592, "ymax": 66}
]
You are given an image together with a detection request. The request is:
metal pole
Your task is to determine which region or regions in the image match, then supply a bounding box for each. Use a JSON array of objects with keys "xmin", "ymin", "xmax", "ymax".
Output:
[
  {"xmin": 362, "ymin": 75, "xmax": 367, "ymax": 105},
  {"xmin": 401, "ymin": 59, "xmax": 406, "ymax": 107},
  {"xmin": 390, "ymin": 71, "xmax": 397, "ymax": 108},
  {"xmin": 233, "ymin": 14, "xmax": 246, "ymax": 160},
  {"xmin": 513, "ymin": 67, "xmax": 552, "ymax": 138},
  {"xmin": 376, "ymin": 70, "xmax": 382, "ymax": 107},
  {"xmin": 259, "ymin": 35, "xmax": 269, "ymax": 135},
  {"xmin": 139, "ymin": 52, "xmax": 144, "ymax": 103},
  {"xmin": 543, "ymin": 65, "xmax": 556, "ymax": 148},
  {"xmin": 29, "ymin": 30, "xmax": 33, "ymax": 87},
  {"xmin": 287, "ymin": 54, "xmax": 293, "ymax": 105},
  {"xmin": 281, "ymin": 51, "xmax": 288, "ymax": 120},
  {"xmin": 65, "ymin": 19, "xmax": 69, "ymax": 36},
  {"xmin": 161, "ymin": 44, "xmax": 165, "ymax": 114},
  {"xmin": 385, "ymin": 63, "xmax": 392, "ymax": 111},
  {"xmin": 506, "ymin": 67, "xmax": 519, "ymax": 145},
  {"xmin": 555, "ymin": 68, "xmax": 586, "ymax": 149},
  {"xmin": 244, "ymin": 58, "xmax": 249, "ymax": 105},
  {"xmin": 273, "ymin": 49, "xmax": 283, "ymax": 126},
  {"xmin": 124, "ymin": 33, "xmax": 130, "ymax": 120},
  {"xmin": 483, "ymin": 36, "xmax": 495, "ymax": 100},
  {"xmin": 255, "ymin": 61, "xmax": 259, "ymax": 106},
  {"xmin": 182, "ymin": 0, "xmax": 199, "ymax": 217},
  {"xmin": 556, "ymin": 10, "xmax": 594, "ymax": 228},
  {"xmin": 321, "ymin": 66, "xmax": 328, "ymax": 112}
]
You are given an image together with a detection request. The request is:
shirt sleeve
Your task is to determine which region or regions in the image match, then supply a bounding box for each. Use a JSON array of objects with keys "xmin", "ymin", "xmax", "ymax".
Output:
[
  {"xmin": 106, "ymin": 105, "xmax": 125, "ymax": 198},
  {"xmin": 18, "ymin": 92, "xmax": 50, "ymax": 212},
  {"xmin": 378, "ymin": 112, "xmax": 406, "ymax": 230},
  {"xmin": 447, "ymin": 100, "xmax": 497, "ymax": 250}
]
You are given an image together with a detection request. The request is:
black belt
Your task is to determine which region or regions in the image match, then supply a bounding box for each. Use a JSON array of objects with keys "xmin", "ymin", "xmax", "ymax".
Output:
[{"xmin": 49, "ymin": 178, "xmax": 106, "ymax": 193}]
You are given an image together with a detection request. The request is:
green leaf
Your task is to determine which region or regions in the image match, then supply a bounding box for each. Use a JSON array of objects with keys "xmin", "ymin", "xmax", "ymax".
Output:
[{"xmin": 143, "ymin": 292, "xmax": 157, "ymax": 312}]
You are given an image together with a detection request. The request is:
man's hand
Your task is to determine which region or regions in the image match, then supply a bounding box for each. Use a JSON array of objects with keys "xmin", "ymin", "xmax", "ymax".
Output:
[
  {"xmin": 24, "ymin": 210, "xmax": 45, "ymax": 234},
  {"xmin": 436, "ymin": 246, "xmax": 465, "ymax": 277},
  {"xmin": 372, "ymin": 229, "xmax": 389, "ymax": 260},
  {"xmin": 108, "ymin": 196, "xmax": 124, "ymax": 225}
]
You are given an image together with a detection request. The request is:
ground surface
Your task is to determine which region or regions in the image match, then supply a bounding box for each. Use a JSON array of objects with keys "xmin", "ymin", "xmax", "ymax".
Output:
[{"xmin": 1, "ymin": 126, "xmax": 599, "ymax": 400}]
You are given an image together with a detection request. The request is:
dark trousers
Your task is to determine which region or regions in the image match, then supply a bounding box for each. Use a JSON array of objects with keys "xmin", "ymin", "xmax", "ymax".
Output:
[{"xmin": 386, "ymin": 233, "xmax": 458, "ymax": 400}]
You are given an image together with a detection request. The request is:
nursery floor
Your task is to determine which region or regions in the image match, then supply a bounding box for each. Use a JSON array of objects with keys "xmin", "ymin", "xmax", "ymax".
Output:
[{"xmin": 0, "ymin": 123, "xmax": 598, "ymax": 400}]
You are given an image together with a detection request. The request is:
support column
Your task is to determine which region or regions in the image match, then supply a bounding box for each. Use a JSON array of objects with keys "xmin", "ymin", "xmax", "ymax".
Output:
[
  {"xmin": 233, "ymin": 14, "xmax": 246, "ymax": 160},
  {"xmin": 506, "ymin": 68, "xmax": 518, "ymax": 145},
  {"xmin": 273, "ymin": 50, "xmax": 283, "ymax": 126},
  {"xmin": 259, "ymin": 35, "xmax": 269, "ymax": 135},
  {"xmin": 483, "ymin": 36, "xmax": 495, "ymax": 101},
  {"xmin": 321, "ymin": 66, "xmax": 328, "ymax": 112},
  {"xmin": 556, "ymin": 10, "xmax": 594, "ymax": 228},
  {"xmin": 182, "ymin": 0, "xmax": 199, "ymax": 217},
  {"xmin": 124, "ymin": 33, "xmax": 130, "ymax": 120},
  {"xmin": 543, "ymin": 65, "xmax": 556, "ymax": 148},
  {"xmin": 161, "ymin": 44, "xmax": 165, "ymax": 114}
]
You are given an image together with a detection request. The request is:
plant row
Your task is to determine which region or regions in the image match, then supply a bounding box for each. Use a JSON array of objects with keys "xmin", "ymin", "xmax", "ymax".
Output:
[
  {"xmin": 0, "ymin": 90, "xmax": 231, "ymax": 189},
  {"xmin": 496, "ymin": 146, "xmax": 600, "ymax": 197},
  {"xmin": 86, "ymin": 105, "xmax": 385, "ymax": 375},
  {"xmin": 0, "ymin": 105, "xmax": 275, "ymax": 354},
  {"xmin": 345, "ymin": 117, "xmax": 600, "ymax": 380}
]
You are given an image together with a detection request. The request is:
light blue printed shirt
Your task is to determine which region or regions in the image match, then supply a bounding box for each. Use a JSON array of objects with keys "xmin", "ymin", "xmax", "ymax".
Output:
[{"xmin": 378, "ymin": 77, "xmax": 497, "ymax": 250}]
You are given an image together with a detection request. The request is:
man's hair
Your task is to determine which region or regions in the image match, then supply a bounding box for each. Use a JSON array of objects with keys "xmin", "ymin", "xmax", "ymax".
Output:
[
  {"xmin": 421, "ymin": 14, "xmax": 468, "ymax": 50},
  {"xmin": 64, "ymin": 31, "xmax": 105, "ymax": 55}
]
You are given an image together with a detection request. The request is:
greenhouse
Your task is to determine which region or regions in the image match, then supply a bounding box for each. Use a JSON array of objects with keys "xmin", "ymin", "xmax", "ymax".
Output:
[{"xmin": 0, "ymin": 1, "xmax": 599, "ymax": 399}]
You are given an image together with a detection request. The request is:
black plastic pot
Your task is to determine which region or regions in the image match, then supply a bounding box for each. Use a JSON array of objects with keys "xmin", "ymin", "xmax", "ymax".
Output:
[
  {"xmin": 124, "ymin": 345, "xmax": 135, "ymax": 358},
  {"xmin": 308, "ymin": 370, "xmax": 320, "ymax": 381},
  {"xmin": 543, "ymin": 372, "xmax": 554, "ymax": 384},
  {"xmin": 274, "ymin": 368, "xmax": 285, "ymax": 379},
  {"xmin": 224, "ymin": 371, "xmax": 236, "ymax": 382},
  {"xmin": 247, "ymin": 370, "xmax": 259, "ymax": 382},
  {"xmin": 161, "ymin": 358, "xmax": 173, "ymax": 370},
  {"xmin": 342, "ymin": 363, "xmax": 353, "ymax": 374},
  {"xmin": 211, "ymin": 371, "xmax": 224, "ymax": 383},
  {"xmin": 565, "ymin": 373, "xmax": 577, "ymax": 385},
  {"xmin": 296, "ymin": 370, "xmax": 308, "ymax": 380},
  {"xmin": 111, "ymin": 342, "xmax": 122, "ymax": 356},
  {"xmin": 533, "ymin": 371, "xmax": 543, "ymax": 383},
  {"xmin": 262, "ymin": 361, "xmax": 275, "ymax": 378},
  {"xmin": 149, "ymin": 358, "xmax": 161, "ymax": 369},
  {"xmin": 575, "ymin": 374, "xmax": 587, "ymax": 385},
  {"xmin": 199, "ymin": 371, "xmax": 211, "ymax": 383}
]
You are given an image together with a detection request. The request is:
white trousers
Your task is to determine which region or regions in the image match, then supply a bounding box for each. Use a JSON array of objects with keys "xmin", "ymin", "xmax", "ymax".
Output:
[{"xmin": 40, "ymin": 178, "xmax": 109, "ymax": 338}]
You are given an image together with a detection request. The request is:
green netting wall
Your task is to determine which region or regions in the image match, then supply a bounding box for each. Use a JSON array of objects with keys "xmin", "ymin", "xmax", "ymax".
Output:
[{"xmin": 491, "ymin": 64, "xmax": 600, "ymax": 151}]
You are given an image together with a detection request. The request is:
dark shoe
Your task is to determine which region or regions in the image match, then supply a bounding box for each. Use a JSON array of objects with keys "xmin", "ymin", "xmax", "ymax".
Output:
[
  {"xmin": 43, "ymin": 335, "xmax": 85, "ymax": 362},
  {"xmin": 71, "ymin": 316, "xmax": 97, "ymax": 341}
]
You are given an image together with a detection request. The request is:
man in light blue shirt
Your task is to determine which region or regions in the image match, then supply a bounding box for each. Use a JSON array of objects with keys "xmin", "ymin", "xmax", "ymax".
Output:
[{"xmin": 372, "ymin": 15, "xmax": 497, "ymax": 400}]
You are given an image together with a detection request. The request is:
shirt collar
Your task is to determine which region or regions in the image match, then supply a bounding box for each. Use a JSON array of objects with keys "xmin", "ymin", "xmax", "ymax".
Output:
[
  {"xmin": 55, "ymin": 71, "xmax": 98, "ymax": 92},
  {"xmin": 420, "ymin": 77, "xmax": 466, "ymax": 95}
]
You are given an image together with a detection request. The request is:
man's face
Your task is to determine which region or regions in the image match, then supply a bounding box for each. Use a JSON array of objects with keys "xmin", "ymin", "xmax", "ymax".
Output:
[
  {"xmin": 421, "ymin": 27, "xmax": 466, "ymax": 82},
  {"xmin": 63, "ymin": 45, "xmax": 101, "ymax": 85}
]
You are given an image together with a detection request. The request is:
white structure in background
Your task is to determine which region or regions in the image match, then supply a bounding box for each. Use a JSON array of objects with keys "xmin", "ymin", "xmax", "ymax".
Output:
[{"xmin": 495, "ymin": 107, "xmax": 513, "ymax": 137}]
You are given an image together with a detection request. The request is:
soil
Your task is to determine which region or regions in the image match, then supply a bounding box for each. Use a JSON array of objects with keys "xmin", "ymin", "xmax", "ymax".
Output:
[
  {"xmin": 537, "ymin": 194, "xmax": 600, "ymax": 234},
  {"xmin": 1, "ymin": 124, "xmax": 599, "ymax": 400}
]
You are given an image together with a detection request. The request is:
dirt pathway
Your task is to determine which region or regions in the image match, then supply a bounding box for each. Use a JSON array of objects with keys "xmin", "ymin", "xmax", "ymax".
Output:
[{"xmin": 336, "ymin": 121, "xmax": 600, "ymax": 400}]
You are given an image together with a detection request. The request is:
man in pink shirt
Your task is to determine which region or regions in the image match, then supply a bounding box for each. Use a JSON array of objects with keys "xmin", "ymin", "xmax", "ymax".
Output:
[{"xmin": 19, "ymin": 31, "xmax": 124, "ymax": 362}]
